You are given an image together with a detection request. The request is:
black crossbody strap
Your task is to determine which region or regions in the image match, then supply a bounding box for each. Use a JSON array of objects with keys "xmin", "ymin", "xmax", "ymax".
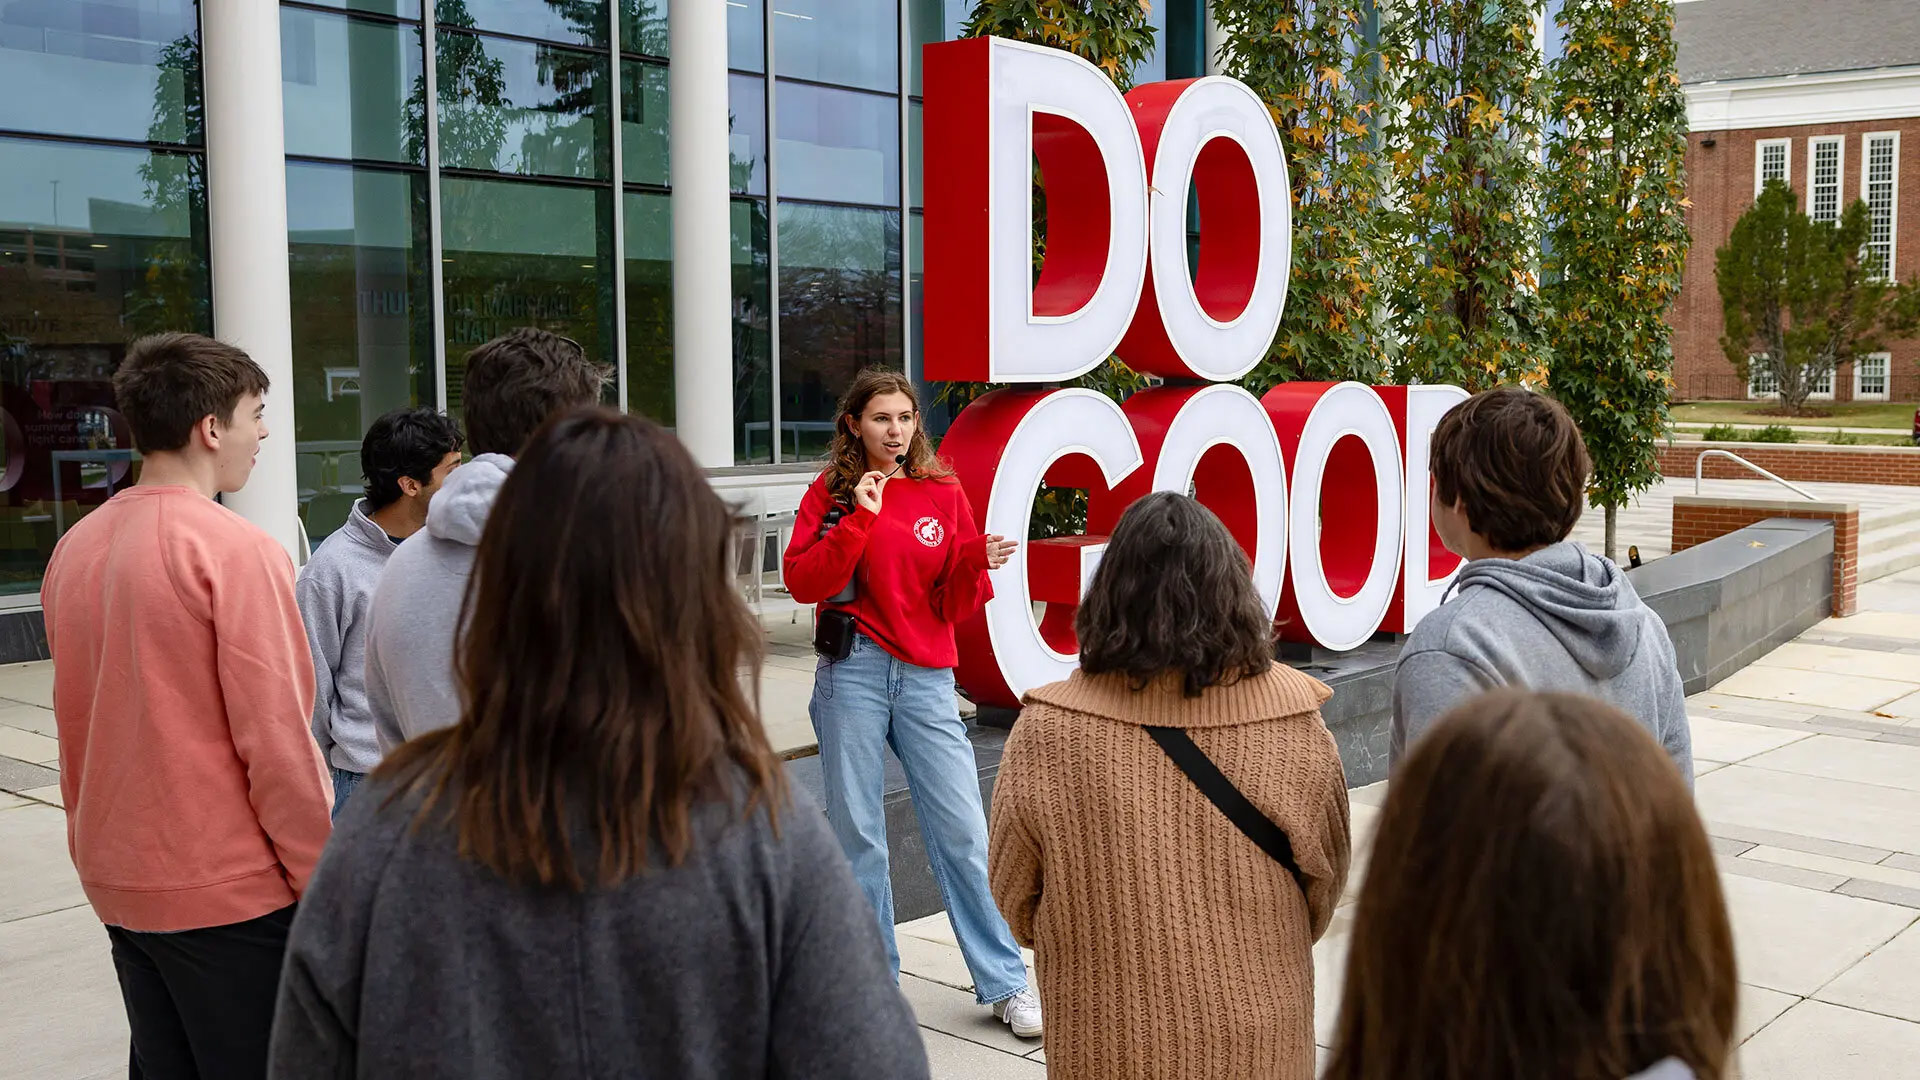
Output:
[{"xmin": 1144, "ymin": 726, "xmax": 1307, "ymax": 895}]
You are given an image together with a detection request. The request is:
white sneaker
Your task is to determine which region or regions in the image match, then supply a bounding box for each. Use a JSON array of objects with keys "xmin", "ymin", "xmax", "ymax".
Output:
[{"xmin": 992, "ymin": 987, "xmax": 1043, "ymax": 1039}]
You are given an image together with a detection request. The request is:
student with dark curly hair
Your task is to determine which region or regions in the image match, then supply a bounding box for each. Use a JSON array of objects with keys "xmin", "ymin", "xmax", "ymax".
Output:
[
  {"xmin": 297, "ymin": 407, "xmax": 464, "ymax": 817},
  {"xmin": 988, "ymin": 491, "xmax": 1351, "ymax": 1080}
]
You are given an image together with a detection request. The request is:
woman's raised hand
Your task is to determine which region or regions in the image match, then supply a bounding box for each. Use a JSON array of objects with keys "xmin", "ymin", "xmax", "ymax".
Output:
[{"xmin": 853, "ymin": 471, "xmax": 888, "ymax": 514}]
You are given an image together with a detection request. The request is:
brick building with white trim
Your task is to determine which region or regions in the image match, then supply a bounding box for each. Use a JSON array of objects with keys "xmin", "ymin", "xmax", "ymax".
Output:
[{"xmin": 1670, "ymin": 0, "xmax": 1920, "ymax": 403}]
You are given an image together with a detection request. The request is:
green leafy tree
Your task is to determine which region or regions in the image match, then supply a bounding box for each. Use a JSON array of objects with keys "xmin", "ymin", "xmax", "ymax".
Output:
[
  {"xmin": 1211, "ymin": 0, "xmax": 1391, "ymax": 387},
  {"xmin": 404, "ymin": 1, "xmax": 509, "ymax": 169},
  {"xmin": 1543, "ymin": 0, "xmax": 1690, "ymax": 561},
  {"xmin": 1381, "ymin": 0, "xmax": 1550, "ymax": 390},
  {"xmin": 129, "ymin": 33, "xmax": 210, "ymax": 338},
  {"xmin": 954, "ymin": 1, "xmax": 1158, "ymax": 537},
  {"xmin": 1717, "ymin": 183, "xmax": 1894, "ymax": 416}
]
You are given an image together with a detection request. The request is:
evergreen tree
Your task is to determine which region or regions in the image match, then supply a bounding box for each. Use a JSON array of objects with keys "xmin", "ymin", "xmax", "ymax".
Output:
[{"xmin": 1717, "ymin": 183, "xmax": 1894, "ymax": 416}]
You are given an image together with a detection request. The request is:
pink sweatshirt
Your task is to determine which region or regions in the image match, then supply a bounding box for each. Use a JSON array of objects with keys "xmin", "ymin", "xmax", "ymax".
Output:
[{"xmin": 43, "ymin": 485, "xmax": 333, "ymax": 932}]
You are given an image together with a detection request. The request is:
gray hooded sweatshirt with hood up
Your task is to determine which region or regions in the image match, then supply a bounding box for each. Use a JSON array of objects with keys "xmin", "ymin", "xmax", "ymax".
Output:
[
  {"xmin": 1391, "ymin": 540, "xmax": 1693, "ymax": 786},
  {"xmin": 364, "ymin": 453, "xmax": 512, "ymax": 756}
]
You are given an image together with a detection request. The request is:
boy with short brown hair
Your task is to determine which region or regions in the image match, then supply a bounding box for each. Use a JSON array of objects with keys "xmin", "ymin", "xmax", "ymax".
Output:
[
  {"xmin": 43, "ymin": 332, "xmax": 334, "ymax": 1078},
  {"xmin": 1391, "ymin": 388, "xmax": 1693, "ymax": 784}
]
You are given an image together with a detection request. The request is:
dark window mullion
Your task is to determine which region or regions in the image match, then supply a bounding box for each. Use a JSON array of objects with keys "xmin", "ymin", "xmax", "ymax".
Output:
[
  {"xmin": 279, "ymin": 1, "xmax": 421, "ymax": 30},
  {"xmin": 436, "ymin": 165, "xmax": 617, "ymax": 191},
  {"xmin": 0, "ymin": 128, "xmax": 204, "ymax": 156},
  {"xmin": 770, "ymin": 73, "xmax": 900, "ymax": 102},
  {"xmin": 436, "ymin": 24, "xmax": 610, "ymax": 57}
]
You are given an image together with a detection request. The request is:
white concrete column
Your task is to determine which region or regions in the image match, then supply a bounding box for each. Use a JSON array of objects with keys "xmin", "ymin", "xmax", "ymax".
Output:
[
  {"xmin": 1205, "ymin": 6, "xmax": 1230, "ymax": 75},
  {"xmin": 669, "ymin": 0, "xmax": 737, "ymax": 467},
  {"xmin": 201, "ymin": 0, "xmax": 302, "ymax": 561}
]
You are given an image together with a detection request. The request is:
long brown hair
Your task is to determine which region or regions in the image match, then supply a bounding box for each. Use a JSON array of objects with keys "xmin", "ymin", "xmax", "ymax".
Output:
[
  {"xmin": 823, "ymin": 367, "xmax": 951, "ymax": 504},
  {"xmin": 1076, "ymin": 492, "xmax": 1274, "ymax": 697},
  {"xmin": 377, "ymin": 407, "xmax": 785, "ymax": 890},
  {"xmin": 1325, "ymin": 691, "xmax": 1737, "ymax": 1080}
]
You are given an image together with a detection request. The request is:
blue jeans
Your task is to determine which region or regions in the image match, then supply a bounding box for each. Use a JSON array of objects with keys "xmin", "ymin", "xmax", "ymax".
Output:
[
  {"xmin": 329, "ymin": 766, "xmax": 364, "ymax": 822},
  {"xmin": 810, "ymin": 634, "xmax": 1028, "ymax": 1004}
]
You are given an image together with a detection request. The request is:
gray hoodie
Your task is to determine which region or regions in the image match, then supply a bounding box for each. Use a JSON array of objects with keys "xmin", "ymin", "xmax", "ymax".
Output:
[
  {"xmin": 1391, "ymin": 540, "xmax": 1694, "ymax": 786},
  {"xmin": 364, "ymin": 454, "xmax": 512, "ymax": 755},
  {"xmin": 1628, "ymin": 1060, "xmax": 1695, "ymax": 1080},
  {"xmin": 296, "ymin": 499, "xmax": 398, "ymax": 774}
]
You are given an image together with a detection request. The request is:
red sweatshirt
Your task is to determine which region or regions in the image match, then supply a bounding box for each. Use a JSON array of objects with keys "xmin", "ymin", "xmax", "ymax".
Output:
[
  {"xmin": 784, "ymin": 472, "xmax": 994, "ymax": 669},
  {"xmin": 42, "ymin": 485, "xmax": 333, "ymax": 932}
]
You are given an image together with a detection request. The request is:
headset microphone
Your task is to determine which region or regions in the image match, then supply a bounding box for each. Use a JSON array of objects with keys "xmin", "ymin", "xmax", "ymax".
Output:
[{"xmin": 888, "ymin": 452, "xmax": 912, "ymax": 479}]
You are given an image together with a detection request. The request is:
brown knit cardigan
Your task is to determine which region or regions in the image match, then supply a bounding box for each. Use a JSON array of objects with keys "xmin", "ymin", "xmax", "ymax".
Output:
[{"xmin": 988, "ymin": 665, "xmax": 1352, "ymax": 1080}]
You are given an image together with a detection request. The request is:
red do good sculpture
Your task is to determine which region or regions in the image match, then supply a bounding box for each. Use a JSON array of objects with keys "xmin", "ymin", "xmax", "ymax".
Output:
[{"xmin": 923, "ymin": 36, "xmax": 1466, "ymax": 708}]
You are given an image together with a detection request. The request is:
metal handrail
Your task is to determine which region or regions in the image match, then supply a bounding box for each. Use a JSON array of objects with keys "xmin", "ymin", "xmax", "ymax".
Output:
[{"xmin": 1693, "ymin": 449, "xmax": 1817, "ymax": 501}]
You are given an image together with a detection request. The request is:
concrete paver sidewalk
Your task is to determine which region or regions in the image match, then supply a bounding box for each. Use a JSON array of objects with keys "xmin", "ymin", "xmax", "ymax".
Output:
[{"xmin": 5, "ymin": 571, "xmax": 1920, "ymax": 1078}]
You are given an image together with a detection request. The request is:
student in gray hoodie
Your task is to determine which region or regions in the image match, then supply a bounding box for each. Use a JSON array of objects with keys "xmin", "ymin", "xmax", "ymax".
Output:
[
  {"xmin": 1392, "ymin": 388, "xmax": 1694, "ymax": 784},
  {"xmin": 298, "ymin": 408, "xmax": 464, "ymax": 817},
  {"xmin": 363, "ymin": 329, "xmax": 605, "ymax": 755}
]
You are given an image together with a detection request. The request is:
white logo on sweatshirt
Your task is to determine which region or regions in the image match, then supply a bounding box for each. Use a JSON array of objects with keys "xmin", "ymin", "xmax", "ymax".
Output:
[{"xmin": 913, "ymin": 517, "xmax": 946, "ymax": 548}]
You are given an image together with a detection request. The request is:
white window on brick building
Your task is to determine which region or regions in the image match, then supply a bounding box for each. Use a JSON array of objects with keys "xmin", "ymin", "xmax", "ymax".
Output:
[
  {"xmin": 1807, "ymin": 366, "xmax": 1834, "ymax": 400},
  {"xmin": 1855, "ymin": 352, "xmax": 1891, "ymax": 402},
  {"xmin": 1864, "ymin": 132, "xmax": 1899, "ymax": 280},
  {"xmin": 1808, "ymin": 136, "xmax": 1843, "ymax": 223},
  {"xmin": 1748, "ymin": 359, "xmax": 1778, "ymax": 399},
  {"xmin": 1755, "ymin": 139, "xmax": 1791, "ymax": 195}
]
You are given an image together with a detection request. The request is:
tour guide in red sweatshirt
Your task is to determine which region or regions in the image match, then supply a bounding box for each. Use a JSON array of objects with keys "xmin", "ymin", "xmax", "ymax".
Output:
[
  {"xmin": 785, "ymin": 473, "xmax": 992, "ymax": 666},
  {"xmin": 780, "ymin": 369, "xmax": 1041, "ymax": 1041}
]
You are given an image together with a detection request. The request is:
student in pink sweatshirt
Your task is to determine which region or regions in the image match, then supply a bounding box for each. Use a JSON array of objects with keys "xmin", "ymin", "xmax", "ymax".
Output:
[{"xmin": 42, "ymin": 332, "xmax": 333, "ymax": 1080}]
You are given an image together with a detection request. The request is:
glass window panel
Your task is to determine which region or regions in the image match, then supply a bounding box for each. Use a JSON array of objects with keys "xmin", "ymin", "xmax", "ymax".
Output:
[
  {"xmin": 1866, "ymin": 134, "xmax": 1897, "ymax": 281},
  {"xmin": 1757, "ymin": 140, "xmax": 1788, "ymax": 192},
  {"xmin": 286, "ymin": 163, "xmax": 435, "ymax": 542},
  {"xmin": 620, "ymin": 0, "xmax": 670, "ymax": 58},
  {"xmin": 622, "ymin": 60, "xmax": 670, "ymax": 187},
  {"xmin": 908, "ymin": 100, "xmax": 922, "ymax": 208},
  {"xmin": 450, "ymin": 0, "xmax": 605, "ymax": 48},
  {"xmin": 775, "ymin": 82, "xmax": 899, "ymax": 206},
  {"xmin": 1865, "ymin": 356, "xmax": 1888, "ymax": 397},
  {"xmin": 1809, "ymin": 138, "xmax": 1841, "ymax": 224},
  {"xmin": 906, "ymin": 210, "xmax": 956, "ymax": 438},
  {"xmin": 728, "ymin": 0, "xmax": 764, "ymax": 72},
  {"xmin": 624, "ymin": 191, "xmax": 673, "ymax": 425},
  {"xmin": 728, "ymin": 74, "xmax": 768, "ymax": 195},
  {"xmin": 623, "ymin": 194, "xmax": 771, "ymax": 463},
  {"xmin": 907, "ymin": 0, "xmax": 969, "ymax": 96},
  {"xmin": 773, "ymin": 0, "xmax": 898, "ymax": 93},
  {"xmin": 282, "ymin": 10, "xmax": 425, "ymax": 165},
  {"xmin": 440, "ymin": 178, "xmax": 617, "ymax": 419},
  {"xmin": 292, "ymin": 0, "xmax": 423, "ymax": 18},
  {"xmin": 0, "ymin": 0, "xmax": 201, "ymax": 144},
  {"xmin": 732, "ymin": 199, "xmax": 773, "ymax": 463},
  {"xmin": 0, "ymin": 138, "xmax": 210, "ymax": 596},
  {"xmin": 778, "ymin": 202, "xmax": 901, "ymax": 459},
  {"xmin": 435, "ymin": 31, "xmax": 610, "ymax": 180},
  {"xmin": 617, "ymin": 69, "xmax": 769, "ymax": 197}
]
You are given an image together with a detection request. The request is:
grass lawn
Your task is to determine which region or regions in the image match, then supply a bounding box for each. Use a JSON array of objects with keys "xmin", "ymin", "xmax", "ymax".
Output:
[{"xmin": 1671, "ymin": 401, "xmax": 1917, "ymax": 429}]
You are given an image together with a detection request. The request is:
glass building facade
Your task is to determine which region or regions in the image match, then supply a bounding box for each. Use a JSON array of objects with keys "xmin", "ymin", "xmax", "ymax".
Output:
[{"xmin": 0, "ymin": 0, "xmax": 1202, "ymax": 603}]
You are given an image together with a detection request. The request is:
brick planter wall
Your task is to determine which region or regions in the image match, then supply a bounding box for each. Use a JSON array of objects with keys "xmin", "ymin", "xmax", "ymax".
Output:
[
  {"xmin": 1671, "ymin": 496, "xmax": 1860, "ymax": 617},
  {"xmin": 1658, "ymin": 442, "xmax": 1920, "ymax": 487}
]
